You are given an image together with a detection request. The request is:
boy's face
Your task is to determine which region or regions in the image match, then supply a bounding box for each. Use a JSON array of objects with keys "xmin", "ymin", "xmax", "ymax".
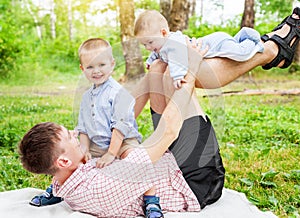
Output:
[
  {"xmin": 80, "ymin": 49, "xmax": 115, "ymax": 87},
  {"xmin": 137, "ymin": 28, "xmax": 168, "ymax": 53}
]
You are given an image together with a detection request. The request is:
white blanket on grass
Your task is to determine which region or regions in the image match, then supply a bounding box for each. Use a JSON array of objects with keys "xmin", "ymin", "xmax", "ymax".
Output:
[{"xmin": 0, "ymin": 188, "xmax": 277, "ymax": 218}]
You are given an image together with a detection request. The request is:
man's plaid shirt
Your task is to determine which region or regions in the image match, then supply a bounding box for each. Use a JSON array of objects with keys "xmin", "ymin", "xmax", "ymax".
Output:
[{"xmin": 54, "ymin": 149, "xmax": 200, "ymax": 217}]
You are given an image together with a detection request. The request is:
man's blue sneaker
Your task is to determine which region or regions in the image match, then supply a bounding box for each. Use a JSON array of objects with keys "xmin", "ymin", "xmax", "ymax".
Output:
[{"xmin": 30, "ymin": 184, "xmax": 63, "ymax": 207}]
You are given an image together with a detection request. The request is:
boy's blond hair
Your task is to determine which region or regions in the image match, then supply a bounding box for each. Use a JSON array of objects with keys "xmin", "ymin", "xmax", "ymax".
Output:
[
  {"xmin": 78, "ymin": 38, "xmax": 113, "ymax": 64},
  {"xmin": 134, "ymin": 10, "xmax": 169, "ymax": 36}
]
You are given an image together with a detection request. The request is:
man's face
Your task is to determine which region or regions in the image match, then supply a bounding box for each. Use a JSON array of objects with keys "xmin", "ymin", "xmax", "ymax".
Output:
[{"xmin": 58, "ymin": 126, "xmax": 86, "ymax": 167}]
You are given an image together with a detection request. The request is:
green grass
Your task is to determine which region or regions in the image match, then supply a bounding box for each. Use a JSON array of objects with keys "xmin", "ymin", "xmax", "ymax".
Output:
[
  {"xmin": 216, "ymin": 95, "xmax": 300, "ymax": 217},
  {"xmin": 0, "ymin": 70, "xmax": 299, "ymax": 217}
]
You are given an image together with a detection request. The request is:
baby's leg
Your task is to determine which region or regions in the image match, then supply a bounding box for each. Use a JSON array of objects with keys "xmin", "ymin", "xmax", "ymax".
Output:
[
  {"xmin": 217, "ymin": 39, "xmax": 262, "ymax": 61},
  {"xmin": 233, "ymin": 27, "xmax": 261, "ymax": 43}
]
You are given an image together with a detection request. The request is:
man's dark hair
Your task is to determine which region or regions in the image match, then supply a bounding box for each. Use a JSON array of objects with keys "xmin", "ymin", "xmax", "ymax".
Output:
[{"xmin": 19, "ymin": 122, "xmax": 63, "ymax": 175}]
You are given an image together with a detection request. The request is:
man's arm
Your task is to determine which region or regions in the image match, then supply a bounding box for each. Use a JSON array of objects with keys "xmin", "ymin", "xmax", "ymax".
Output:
[{"xmin": 144, "ymin": 38, "xmax": 206, "ymax": 163}]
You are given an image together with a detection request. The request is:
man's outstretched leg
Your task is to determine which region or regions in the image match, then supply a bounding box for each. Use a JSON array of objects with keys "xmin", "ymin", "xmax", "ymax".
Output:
[{"xmin": 194, "ymin": 7, "xmax": 300, "ymax": 89}]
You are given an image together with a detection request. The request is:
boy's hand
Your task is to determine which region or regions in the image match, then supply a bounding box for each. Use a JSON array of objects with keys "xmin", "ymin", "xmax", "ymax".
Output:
[
  {"xmin": 96, "ymin": 151, "xmax": 116, "ymax": 168},
  {"xmin": 173, "ymin": 78, "xmax": 187, "ymax": 89}
]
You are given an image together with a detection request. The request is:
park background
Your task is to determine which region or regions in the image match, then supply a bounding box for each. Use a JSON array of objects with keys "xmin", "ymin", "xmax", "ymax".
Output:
[{"xmin": 0, "ymin": 0, "xmax": 299, "ymax": 217}]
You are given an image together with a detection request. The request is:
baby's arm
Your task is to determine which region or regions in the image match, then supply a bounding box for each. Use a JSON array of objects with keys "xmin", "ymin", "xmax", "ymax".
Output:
[
  {"xmin": 146, "ymin": 52, "xmax": 160, "ymax": 69},
  {"xmin": 96, "ymin": 128, "xmax": 124, "ymax": 168}
]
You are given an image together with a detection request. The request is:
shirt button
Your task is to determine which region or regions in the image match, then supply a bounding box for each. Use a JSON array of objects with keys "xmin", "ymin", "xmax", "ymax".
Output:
[
  {"xmin": 91, "ymin": 104, "xmax": 94, "ymax": 107},
  {"xmin": 92, "ymin": 113, "xmax": 95, "ymax": 116}
]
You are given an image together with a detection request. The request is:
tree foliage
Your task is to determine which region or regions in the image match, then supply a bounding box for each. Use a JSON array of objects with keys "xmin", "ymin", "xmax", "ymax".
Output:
[
  {"xmin": 1, "ymin": 0, "xmax": 299, "ymax": 80},
  {"xmin": 119, "ymin": 0, "xmax": 145, "ymax": 79},
  {"xmin": 0, "ymin": 1, "xmax": 23, "ymax": 77},
  {"xmin": 256, "ymin": 0, "xmax": 295, "ymax": 16}
]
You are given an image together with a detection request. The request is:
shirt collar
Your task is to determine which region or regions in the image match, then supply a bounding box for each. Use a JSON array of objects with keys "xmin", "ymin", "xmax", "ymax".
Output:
[
  {"xmin": 90, "ymin": 76, "xmax": 112, "ymax": 96},
  {"xmin": 54, "ymin": 161, "xmax": 95, "ymax": 198}
]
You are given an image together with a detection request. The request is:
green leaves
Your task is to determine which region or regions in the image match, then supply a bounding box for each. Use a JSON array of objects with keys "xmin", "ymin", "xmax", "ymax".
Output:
[
  {"xmin": 261, "ymin": 170, "xmax": 279, "ymax": 180},
  {"xmin": 239, "ymin": 170, "xmax": 279, "ymax": 189},
  {"xmin": 239, "ymin": 178, "xmax": 254, "ymax": 187},
  {"xmin": 256, "ymin": 0, "xmax": 294, "ymax": 18},
  {"xmin": 0, "ymin": 0, "xmax": 23, "ymax": 77}
]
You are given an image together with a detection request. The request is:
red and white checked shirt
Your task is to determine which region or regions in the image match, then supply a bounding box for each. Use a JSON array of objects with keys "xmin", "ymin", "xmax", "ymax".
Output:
[{"xmin": 53, "ymin": 149, "xmax": 200, "ymax": 217}]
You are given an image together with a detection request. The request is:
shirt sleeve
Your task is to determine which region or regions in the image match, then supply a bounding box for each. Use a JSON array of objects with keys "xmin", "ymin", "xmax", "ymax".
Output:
[
  {"xmin": 110, "ymin": 88, "xmax": 138, "ymax": 138},
  {"xmin": 166, "ymin": 32, "xmax": 189, "ymax": 81},
  {"xmin": 146, "ymin": 52, "xmax": 160, "ymax": 69}
]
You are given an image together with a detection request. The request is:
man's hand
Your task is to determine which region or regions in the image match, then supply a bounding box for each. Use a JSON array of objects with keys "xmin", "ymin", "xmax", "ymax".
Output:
[
  {"xmin": 186, "ymin": 37, "xmax": 209, "ymax": 77},
  {"xmin": 96, "ymin": 151, "xmax": 116, "ymax": 168}
]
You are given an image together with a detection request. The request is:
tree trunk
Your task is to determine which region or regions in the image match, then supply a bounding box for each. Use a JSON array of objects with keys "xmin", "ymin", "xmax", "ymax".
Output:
[
  {"xmin": 189, "ymin": 0, "xmax": 196, "ymax": 17},
  {"xmin": 241, "ymin": 0, "xmax": 255, "ymax": 28},
  {"xmin": 199, "ymin": 0, "xmax": 203, "ymax": 24},
  {"xmin": 160, "ymin": 0, "xmax": 171, "ymax": 22},
  {"xmin": 49, "ymin": 0, "xmax": 56, "ymax": 39},
  {"xmin": 119, "ymin": 0, "xmax": 145, "ymax": 80},
  {"xmin": 169, "ymin": 0, "xmax": 191, "ymax": 31},
  {"xmin": 24, "ymin": 0, "xmax": 42, "ymax": 40}
]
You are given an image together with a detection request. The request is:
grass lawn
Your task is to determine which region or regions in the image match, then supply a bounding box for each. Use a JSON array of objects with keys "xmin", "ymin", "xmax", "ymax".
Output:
[{"xmin": 0, "ymin": 69, "xmax": 299, "ymax": 217}]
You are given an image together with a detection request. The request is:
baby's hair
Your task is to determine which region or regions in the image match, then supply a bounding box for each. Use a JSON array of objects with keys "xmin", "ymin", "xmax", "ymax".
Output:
[
  {"xmin": 78, "ymin": 38, "xmax": 112, "ymax": 64},
  {"xmin": 134, "ymin": 10, "xmax": 169, "ymax": 36}
]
